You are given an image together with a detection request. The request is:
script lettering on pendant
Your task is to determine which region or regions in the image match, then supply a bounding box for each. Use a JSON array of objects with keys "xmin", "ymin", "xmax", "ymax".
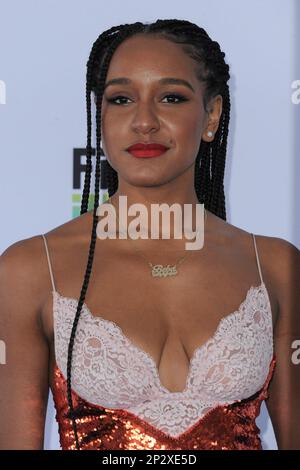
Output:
[{"xmin": 151, "ymin": 264, "xmax": 178, "ymax": 278}]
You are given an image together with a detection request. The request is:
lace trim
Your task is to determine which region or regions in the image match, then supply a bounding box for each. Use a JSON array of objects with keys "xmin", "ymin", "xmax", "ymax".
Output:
[{"xmin": 53, "ymin": 282, "xmax": 274, "ymax": 437}]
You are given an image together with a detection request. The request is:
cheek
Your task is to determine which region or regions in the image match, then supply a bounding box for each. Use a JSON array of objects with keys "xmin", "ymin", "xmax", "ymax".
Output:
[
  {"xmin": 173, "ymin": 114, "xmax": 202, "ymax": 150},
  {"xmin": 101, "ymin": 113, "xmax": 119, "ymax": 151},
  {"xmin": 100, "ymin": 100, "xmax": 114, "ymax": 140},
  {"xmin": 100, "ymin": 112, "xmax": 129, "ymax": 165},
  {"xmin": 186, "ymin": 108, "xmax": 203, "ymax": 134}
]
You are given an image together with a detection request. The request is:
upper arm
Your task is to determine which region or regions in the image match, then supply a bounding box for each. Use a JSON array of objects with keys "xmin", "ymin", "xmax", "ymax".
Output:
[
  {"xmin": 264, "ymin": 237, "xmax": 300, "ymax": 450},
  {"xmin": 0, "ymin": 238, "xmax": 50, "ymax": 449}
]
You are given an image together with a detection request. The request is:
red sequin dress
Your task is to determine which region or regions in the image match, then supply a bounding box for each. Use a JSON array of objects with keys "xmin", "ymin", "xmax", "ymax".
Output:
[{"xmin": 42, "ymin": 233, "xmax": 276, "ymax": 450}]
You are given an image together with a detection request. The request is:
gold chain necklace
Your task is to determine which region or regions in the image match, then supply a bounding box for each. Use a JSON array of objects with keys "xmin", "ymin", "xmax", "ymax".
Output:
[{"xmin": 105, "ymin": 196, "xmax": 207, "ymax": 279}]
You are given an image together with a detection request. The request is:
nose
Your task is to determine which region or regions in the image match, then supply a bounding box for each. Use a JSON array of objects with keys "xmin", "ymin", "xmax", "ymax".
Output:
[{"xmin": 131, "ymin": 102, "xmax": 160, "ymax": 134}]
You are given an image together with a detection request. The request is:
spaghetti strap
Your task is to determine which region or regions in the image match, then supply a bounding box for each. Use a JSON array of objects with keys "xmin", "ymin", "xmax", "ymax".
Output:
[
  {"xmin": 251, "ymin": 233, "xmax": 264, "ymax": 285},
  {"xmin": 41, "ymin": 234, "xmax": 56, "ymax": 292}
]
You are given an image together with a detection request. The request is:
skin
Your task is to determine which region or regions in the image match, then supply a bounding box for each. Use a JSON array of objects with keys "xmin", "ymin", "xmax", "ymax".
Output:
[
  {"xmin": 92, "ymin": 34, "xmax": 300, "ymax": 449},
  {"xmin": 0, "ymin": 33, "xmax": 299, "ymax": 450},
  {"xmin": 99, "ymin": 34, "xmax": 223, "ymax": 245}
]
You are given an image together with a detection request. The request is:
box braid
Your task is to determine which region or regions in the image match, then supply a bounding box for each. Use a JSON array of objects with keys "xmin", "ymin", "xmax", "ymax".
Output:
[{"xmin": 66, "ymin": 19, "xmax": 231, "ymax": 450}]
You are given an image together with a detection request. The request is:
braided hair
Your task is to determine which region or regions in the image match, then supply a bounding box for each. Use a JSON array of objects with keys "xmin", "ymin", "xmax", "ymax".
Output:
[{"xmin": 66, "ymin": 19, "xmax": 231, "ymax": 450}]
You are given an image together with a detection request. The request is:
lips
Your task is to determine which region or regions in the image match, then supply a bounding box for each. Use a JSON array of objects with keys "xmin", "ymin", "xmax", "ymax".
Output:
[{"xmin": 126, "ymin": 142, "xmax": 170, "ymax": 158}]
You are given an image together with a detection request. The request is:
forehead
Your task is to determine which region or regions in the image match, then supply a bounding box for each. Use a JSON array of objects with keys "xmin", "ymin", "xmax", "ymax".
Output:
[{"xmin": 105, "ymin": 34, "xmax": 199, "ymax": 85}]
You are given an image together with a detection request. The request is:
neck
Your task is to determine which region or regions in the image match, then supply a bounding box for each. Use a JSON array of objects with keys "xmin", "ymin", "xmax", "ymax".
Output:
[{"xmin": 104, "ymin": 192, "xmax": 205, "ymax": 241}]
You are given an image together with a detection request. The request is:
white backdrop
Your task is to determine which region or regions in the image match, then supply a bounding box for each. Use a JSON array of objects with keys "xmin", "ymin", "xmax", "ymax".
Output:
[{"xmin": 0, "ymin": 0, "xmax": 299, "ymax": 451}]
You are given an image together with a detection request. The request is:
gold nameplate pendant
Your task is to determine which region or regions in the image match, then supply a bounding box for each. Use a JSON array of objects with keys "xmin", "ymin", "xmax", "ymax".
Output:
[{"xmin": 151, "ymin": 264, "xmax": 178, "ymax": 278}]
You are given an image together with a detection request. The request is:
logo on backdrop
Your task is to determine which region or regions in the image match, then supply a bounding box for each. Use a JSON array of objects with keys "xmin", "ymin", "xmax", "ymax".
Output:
[
  {"xmin": 72, "ymin": 147, "xmax": 108, "ymax": 218},
  {"xmin": 291, "ymin": 79, "xmax": 300, "ymax": 104},
  {"xmin": 0, "ymin": 80, "xmax": 6, "ymax": 105}
]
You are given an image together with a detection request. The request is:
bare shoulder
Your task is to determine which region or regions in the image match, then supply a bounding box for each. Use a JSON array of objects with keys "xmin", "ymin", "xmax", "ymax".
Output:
[
  {"xmin": 0, "ymin": 210, "xmax": 93, "ymax": 307},
  {"xmin": 0, "ymin": 235, "xmax": 50, "ymax": 316},
  {"xmin": 208, "ymin": 209, "xmax": 298, "ymax": 264},
  {"xmin": 208, "ymin": 210, "xmax": 299, "ymax": 294},
  {"xmin": 43, "ymin": 209, "xmax": 93, "ymax": 251},
  {"xmin": 0, "ymin": 234, "xmax": 59, "ymax": 449},
  {"xmin": 250, "ymin": 233, "xmax": 300, "ymax": 286},
  {"xmin": 248, "ymin": 233, "xmax": 300, "ymax": 308}
]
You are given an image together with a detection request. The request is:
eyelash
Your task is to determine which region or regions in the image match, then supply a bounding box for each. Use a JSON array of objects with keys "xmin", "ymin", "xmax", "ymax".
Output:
[{"xmin": 105, "ymin": 93, "xmax": 189, "ymax": 105}]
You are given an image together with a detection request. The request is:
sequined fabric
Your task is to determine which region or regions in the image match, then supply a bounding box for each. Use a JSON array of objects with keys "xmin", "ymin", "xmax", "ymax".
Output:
[
  {"xmin": 52, "ymin": 281, "xmax": 274, "ymax": 436},
  {"xmin": 52, "ymin": 355, "xmax": 276, "ymax": 450},
  {"xmin": 42, "ymin": 232, "xmax": 277, "ymax": 450}
]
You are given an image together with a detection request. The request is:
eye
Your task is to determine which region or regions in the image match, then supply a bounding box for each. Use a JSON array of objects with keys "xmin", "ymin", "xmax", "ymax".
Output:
[
  {"xmin": 161, "ymin": 93, "xmax": 188, "ymax": 104},
  {"xmin": 106, "ymin": 95, "xmax": 131, "ymax": 105},
  {"xmin": 105, "ymin": 93, "xmax": 189, "ymax": 106}
]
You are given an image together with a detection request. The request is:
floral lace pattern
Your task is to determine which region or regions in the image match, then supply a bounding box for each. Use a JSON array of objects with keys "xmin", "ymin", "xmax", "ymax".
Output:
[{"xmin": 53, "ymin": 282, "xmax": 274, "ymax": 438}]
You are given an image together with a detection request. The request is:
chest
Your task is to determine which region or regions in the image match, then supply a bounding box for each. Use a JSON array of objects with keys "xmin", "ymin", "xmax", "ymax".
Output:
[
  {"xmin": 49, "ymin": 281, "xmax": 275, "ymax": 439},
  {"xmin": 44, "ymin": 236, "xmax": 278, "ymax": 397}
]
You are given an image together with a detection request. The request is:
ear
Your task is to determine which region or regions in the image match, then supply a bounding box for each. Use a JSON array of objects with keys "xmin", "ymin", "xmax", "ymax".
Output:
[{"xmin": 201, "ymin": 95, "xmax": 223, "ymax": 142}]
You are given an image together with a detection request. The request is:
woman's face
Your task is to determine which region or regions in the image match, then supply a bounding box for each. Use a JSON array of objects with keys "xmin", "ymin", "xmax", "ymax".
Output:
[{"xmin": 100, "ymin": 34, "xmax": 222, "ymax": 189}]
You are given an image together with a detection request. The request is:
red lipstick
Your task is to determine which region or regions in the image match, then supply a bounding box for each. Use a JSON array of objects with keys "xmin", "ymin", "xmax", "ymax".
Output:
[{"xmin": 126, "ymin": 142, "xmax": 170, "ymax": 158}]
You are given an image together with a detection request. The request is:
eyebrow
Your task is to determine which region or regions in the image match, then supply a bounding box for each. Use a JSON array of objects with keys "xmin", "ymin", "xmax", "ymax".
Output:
[{"xmin": 103, "ymin": 77, "xmax": 195, "ymax": 93}]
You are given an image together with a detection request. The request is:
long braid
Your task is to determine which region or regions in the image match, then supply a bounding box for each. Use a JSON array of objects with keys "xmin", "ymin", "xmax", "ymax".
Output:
[
  {"xmin": 66, "ymin": 19, "xmax": 231, "ymax": 450},
  {"xmin": 66, "ymin": 23, "xmax": 145, "ymax": 450},
  {"xmin": 208, "ymin": 86, "xmax": 230, "ymax": 218}
]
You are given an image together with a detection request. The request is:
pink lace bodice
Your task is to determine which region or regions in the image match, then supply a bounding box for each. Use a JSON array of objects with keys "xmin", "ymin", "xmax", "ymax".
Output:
[
  {"xmin": 52, "ymin": 282, "xmax": 274, "ymax": 439},
  {"xmin": 41, "ymin": 232, "xmax": 276, "ymax": 449}
]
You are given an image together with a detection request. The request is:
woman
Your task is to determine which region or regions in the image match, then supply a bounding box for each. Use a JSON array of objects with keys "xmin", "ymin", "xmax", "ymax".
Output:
[{"xmin": 0, "ymin": 19, "xmax": 299, "ymax": 451}]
